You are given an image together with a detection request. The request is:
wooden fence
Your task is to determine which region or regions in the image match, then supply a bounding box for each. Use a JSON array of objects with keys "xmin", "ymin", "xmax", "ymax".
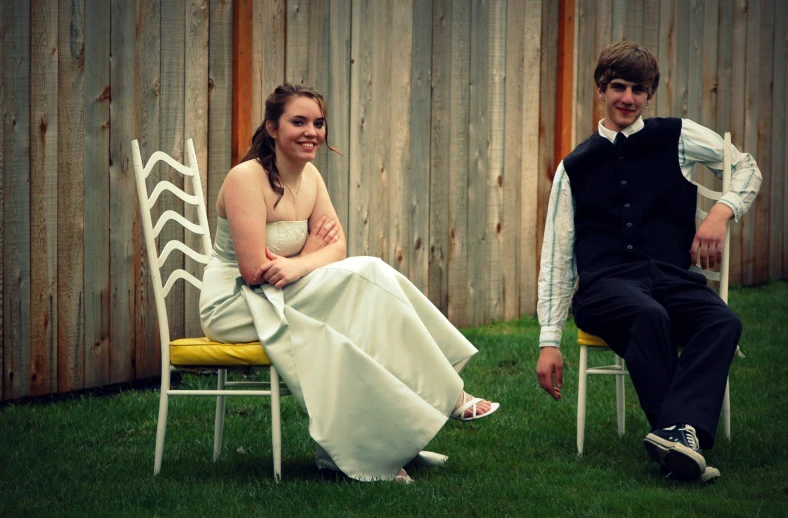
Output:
[{"xmin": 1, "ymin": 0, "xmax": 785, "ymax": 401}]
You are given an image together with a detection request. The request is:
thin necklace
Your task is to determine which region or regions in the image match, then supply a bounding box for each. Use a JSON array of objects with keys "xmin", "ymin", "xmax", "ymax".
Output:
[{"xmin": 282, "ymin": 174, "xmax": 303, "ymax": 206}]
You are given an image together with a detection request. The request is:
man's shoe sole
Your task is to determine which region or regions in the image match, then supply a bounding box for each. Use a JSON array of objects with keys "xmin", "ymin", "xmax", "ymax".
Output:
[{"xmin": 643, "ymin": 433, "xmax": 706, "ymax": 481}]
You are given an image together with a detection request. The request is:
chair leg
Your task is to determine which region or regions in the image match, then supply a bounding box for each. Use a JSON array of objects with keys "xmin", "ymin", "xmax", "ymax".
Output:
[
  {"xmin": 723, "ymin": 377, "xmax": 731, "ymax": 440},
  {"xmin": 154, "ymin": 389, "xmax": 169, "ymax": 475},
  {"xmin": 271, "ymin": 365, "xmax": 283, "ymax": 481},
  {"xmin": 213, "ymin": 369, "xmax": 227, "ymax": 462},
  {"xmin": 615, "ymin": 355, "xmax": 626, "ymax": 437},
  {"xmin": 577, "ymin": 345, "xmax": 589, "ymax": 455}
]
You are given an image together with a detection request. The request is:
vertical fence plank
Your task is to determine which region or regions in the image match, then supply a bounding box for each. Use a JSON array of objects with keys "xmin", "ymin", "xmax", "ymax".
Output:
[
  {"xmin": 30, "ymin": 0, "xmax": 59, "ymax": 396},
  {"xmin": 671, "ymin": 0, "xmax": 690, "ymax": 117},
  {"xmin": 254, "ymin": 0, "xmax": 285, "ymax": 129},
  {"xmin": 611, "ymin": 0, "xmax": 626, "ymax": 41},
  {"xmin": 481, "ymin": 0, "xmax": 505, "ymax": 322},
  {"xmin": 520, "ymin": 0, "xmax": 543, "ymax": 317},
  {"xmin": 741, "ymin": 0, "xmax": 760, "ymax": 285},
  {"xmin": 0, "ymin": 0, "xmax": 5, "ymax": 401},
  {"xmin": 727, "ymin": 0, "xmax": 748, "ymax": 285},
  {"xmin": 428, "ymin": 0, "xmax": 452, "ymax": 312},
  {"xmin": 593, "ymin": 0, "xmax": 612, "ymax": 126},
  {"xmin": 642, "ymin": 0, "xmax": 659, "ymax": 115},
  {"xmin": 503, "ymin": 0, "xmax": 524, "ymax": 320},
  {"xmin": 774, "ymin": 0, "xmax": 787, "ymax": 278},
  {"xmin": 184, "ymin": 0, "xmax": 209, "ymax": 338},
  {"xmin": 699, "ymin": 0, "xmax": 720, "ymax": 209},
  {"xmin": 327, "ymin": 0, "xmax": 351, "ymax": 236},
  {"xmin": 537, "ymin": 0, "xmax": 559, "ymax": 313},
  {"xmin": 57, "ymin": 0, "xmax": 86, "ymax": 391},
  {"xmin": 209, "ymin": 0, "xmax": 233, "ymax": 233},
  {"xmin": 83, "ymin": 0, "xmax": 110, "ymax": 388},
  {"xmin": 624, "ymin": 0, "xmax": 644, "ymax": 43},
  {"xmin": 574, "ymin": 0, "xmax": 595, "ymax": 147},
  {"xmin": 286, "ymin": 0, "xmax": 309, "ymax": 84},
  {"xmin": 109, "ymin": 0, "xmax": 137, "ymax": 383},
  {"xmin": 753, "ymin": 0, "xmax": 773, "ymax": 284},
  {"xmin": 348, "ymin": 0, "xmax": 372, "ymax": 256},
  {"xmin": 160, "ymin": 0, "xmax": 186, "ymax": 344},
  {"xmin": 408, "ymin": 0, "xmax": 431, "ymax": 292},
  {"xmin": 3, "ymin": 0, "xmax": 32, "ymax": 399},
  {"xmin": 467, "ymin": 0, "xmax": 489, "ymax": 326},
  {"xmin": 306, "ymin": 0, "xmax": 332, "ymax": 200},
  {"xmin": 367, "ymin": 0, "xmax": 392, "ymax": 261},
  {"xmin": 134, "ymin": 0, "xmax": 161, "ymax": 379},
  {"xmin": 232, "ymin": 0, "xmax": 251, "ymax": 165},
  {"xmin": 655, "ymin": 0, "xmax": 672, "ymax": 118},
  {"xmin": 389, "ymin": 0, "xmax": 412, "ymax": 274},
  {"xmin": 446, "ymin": 0, "xmax": 470, "ymax": 324}
]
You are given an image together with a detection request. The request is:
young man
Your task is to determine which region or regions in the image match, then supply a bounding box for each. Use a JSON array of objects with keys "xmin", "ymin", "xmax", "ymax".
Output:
[{"xmin": 535, "ymin": 41, "xmax": 762, "ymax": 482}]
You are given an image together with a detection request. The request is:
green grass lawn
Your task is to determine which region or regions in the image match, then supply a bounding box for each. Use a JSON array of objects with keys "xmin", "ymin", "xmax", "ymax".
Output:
[{"xmin": 2, "ymin": 281, "xmax": 787, "ymax": 517}]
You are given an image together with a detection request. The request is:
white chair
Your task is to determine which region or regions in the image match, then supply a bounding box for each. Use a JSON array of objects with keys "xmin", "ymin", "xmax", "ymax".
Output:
[
  {"xmin": 132, "ymin": 138, "xmax": 290, "ymax": 479},
  {"xmin": 576, "ymin": 131, "xmax": 737, "ymax": 455}
]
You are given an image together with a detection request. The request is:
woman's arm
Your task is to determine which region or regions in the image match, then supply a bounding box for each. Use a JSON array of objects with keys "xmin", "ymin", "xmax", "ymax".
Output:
[{"xmin": 221, "ymin": 162, "xmax": 271, "ymax": 284}]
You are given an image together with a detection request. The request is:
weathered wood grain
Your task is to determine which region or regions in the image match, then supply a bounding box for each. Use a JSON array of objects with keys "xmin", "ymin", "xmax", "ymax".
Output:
[
  {"xmin": 753, "ymin": 0, "xmax": 773, "ymax": 284},
  {"xmin": 327, "ymin": 0, "xmax": 351, "ymax": 237},
  {"xmin": 742, "ymin": 0, "xmax": 760, "ymax": 285},
  {"xmin": 408, "ymin": 0, "xmax": 431, "ymax": 292},
  {"xmin": 159, "ymin": 0, "xmax": 187, "ymax": 344},
  {"xmin": 519, "ymin": 0, "xmax": 543, "ymax": 317},
  {"xmin": 428, "ymin": 0, "xmax": 451, "ymax": 312},
  {"xmin": 83, "ymin": 0, "xmax": 111, "ymax": 388},
  {"xmin": 109, "ymin": 0, "xmax": 137, "ymax": 384},
  {"xmin": 773, "ymin": 0, "xmax": 787, "ymax": 277},
  {"xmin": 3, "ymin": 0, "xmax": 32, "ymax": 399},
  {"xmin": 446, "ymin": 0, "xmax": 470, "ymax": 324},
  {"xmin": 184, "ymin": 0, "xmax": 209, "ymax": 338},
  {"xmin": 57, "ymin": 0, "xmax": 87, "ymax": 391},
  {"xmin": 30, "ymin": 0, "xmax": 59, "ymax": 396}
]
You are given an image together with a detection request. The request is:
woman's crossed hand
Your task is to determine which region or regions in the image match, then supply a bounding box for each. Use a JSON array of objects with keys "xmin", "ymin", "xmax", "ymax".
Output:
[{"xmin": 254, "ymin": 247, "xmax": 308, "ymax": 288}]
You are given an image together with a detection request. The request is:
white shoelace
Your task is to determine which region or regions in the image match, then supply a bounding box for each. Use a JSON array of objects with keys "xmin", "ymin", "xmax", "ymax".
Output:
[{"xmin": 679, "ymin": 424, "xmax": 699, "ymax": 451}]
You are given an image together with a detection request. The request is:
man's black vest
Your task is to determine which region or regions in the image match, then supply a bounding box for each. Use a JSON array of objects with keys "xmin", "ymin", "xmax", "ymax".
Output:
[{"xmin": 564, "ymin": 117, "xmax": 697, "ymax": 275}]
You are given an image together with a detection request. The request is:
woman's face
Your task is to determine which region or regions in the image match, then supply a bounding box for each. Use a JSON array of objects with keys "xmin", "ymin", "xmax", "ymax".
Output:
[{"xmin": 269, "ymin": 95, "xmax": 326, "ymax": 164}]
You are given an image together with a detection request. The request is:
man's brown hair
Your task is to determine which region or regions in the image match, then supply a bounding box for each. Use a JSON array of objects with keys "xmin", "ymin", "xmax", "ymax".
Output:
[{"xmin": 594, "ymin": 40, "xmax": 660, "ymax": 97}]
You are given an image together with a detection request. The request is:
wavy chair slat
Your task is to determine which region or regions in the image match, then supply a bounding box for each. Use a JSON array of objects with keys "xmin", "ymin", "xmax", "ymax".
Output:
[
  {"xmin": 152, "ymin": 209, "xmax": 206, "ymax": 238},
  {"xmin": 162, "ymin": 268, "xmax": 202, "ymax": 297},
  {"xmin": 143, "ymin": 150, "xmax": 194, "ymax": 178},
  {"xmin": 158, "ymin": 240, "xmax": 210, "ymax": 268},
  {"xmin": 148, "ymin": 180, "xmax": 201, "ymax": 208},
  {"xmin": 691, "ymin": 181, "xmax": 723, "ymax": 201}
]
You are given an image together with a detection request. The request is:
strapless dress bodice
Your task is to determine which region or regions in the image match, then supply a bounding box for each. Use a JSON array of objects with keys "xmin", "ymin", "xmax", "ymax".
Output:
[{"xmin": 213, "ymin": 216, "xmax": 308, "ymax": 261}]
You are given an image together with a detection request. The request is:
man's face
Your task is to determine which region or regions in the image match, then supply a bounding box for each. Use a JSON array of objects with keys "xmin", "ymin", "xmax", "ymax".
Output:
[{"xmin": 597, "ymin": 78, "xmax": 651, "ymax": 132}]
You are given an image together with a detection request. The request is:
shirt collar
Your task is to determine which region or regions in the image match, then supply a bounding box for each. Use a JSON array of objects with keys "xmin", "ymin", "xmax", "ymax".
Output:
[{"xmin": 597, "ymin": 116, "xmax": 645, "ymax": 143}]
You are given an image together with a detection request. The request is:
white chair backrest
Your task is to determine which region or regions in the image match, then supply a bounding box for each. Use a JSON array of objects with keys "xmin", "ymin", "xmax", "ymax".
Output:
[
  {"xmin": 131, "ymin": 139, "xmax": 213, "ymax": 357},
  {"xmin": 688, "ymin": 131, "xmax": 732, "ymax": 304}
]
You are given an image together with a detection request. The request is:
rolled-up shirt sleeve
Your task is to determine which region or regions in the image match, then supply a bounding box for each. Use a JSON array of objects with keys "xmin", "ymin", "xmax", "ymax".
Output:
[
  {"xmin": 537, "ymin": 162, "xmax": 577, "ymax": 349},
  {"xmin": 679, "ymin": 119, "xmax": 762, "ymax": 221}
]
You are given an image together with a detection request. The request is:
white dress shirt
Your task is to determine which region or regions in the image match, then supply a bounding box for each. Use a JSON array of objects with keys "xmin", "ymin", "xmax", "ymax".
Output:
[{"xmin": 537, "ymin": 117, "xmax": 763, "ymax": 348}]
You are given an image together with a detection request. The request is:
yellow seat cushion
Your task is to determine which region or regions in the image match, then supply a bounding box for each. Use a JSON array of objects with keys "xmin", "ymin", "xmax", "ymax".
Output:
[
  {"xmin": 169, "ymin": 337, "xmax": 272, "ymax": 366},
  {"xmin": 577, "ymin": 329, "xmax": 610, "ymax": 347}
]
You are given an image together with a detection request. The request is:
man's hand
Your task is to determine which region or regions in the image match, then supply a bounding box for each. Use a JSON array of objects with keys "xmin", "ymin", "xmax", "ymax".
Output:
[
  {"xmin": 536, "ymin": 347, "xmax": 564, "ymax": 400},
  {"xmin": 690, "ymin": 203, "xmax": 733, "ymax": 270},
  {"xmin": 301, "ymin": 215, "xmax": 340, "ymax": 256}
]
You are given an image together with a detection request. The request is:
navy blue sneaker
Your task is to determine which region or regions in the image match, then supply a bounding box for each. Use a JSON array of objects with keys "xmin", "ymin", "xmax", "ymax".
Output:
[{"xmin": 644, "ymin": 424, "xmax": 706, "ymax": 481}]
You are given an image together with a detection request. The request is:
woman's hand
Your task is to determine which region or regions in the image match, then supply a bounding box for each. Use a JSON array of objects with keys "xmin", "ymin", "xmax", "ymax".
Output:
[
  {"xmin": 254, "ymin": 247, "xmax": 308, "ymax": 288},
  {"xmin": 301, "ymin": 215, "xmax": 340, "ymax": 256}
]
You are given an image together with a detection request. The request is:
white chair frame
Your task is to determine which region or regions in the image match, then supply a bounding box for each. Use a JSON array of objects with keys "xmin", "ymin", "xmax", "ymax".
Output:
[
  {"xmin": 132, "ymin": 138, "xmax": 289, "ymax": 479},
  {"xmin": 576, "ymin": 132, "xmax": 735, "ymax": 455}
]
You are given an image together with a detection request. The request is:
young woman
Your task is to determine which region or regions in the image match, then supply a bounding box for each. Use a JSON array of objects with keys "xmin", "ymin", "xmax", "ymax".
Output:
[{"xmin": 200, "ymin": 83, "xmax": 499, "ymax": 483}]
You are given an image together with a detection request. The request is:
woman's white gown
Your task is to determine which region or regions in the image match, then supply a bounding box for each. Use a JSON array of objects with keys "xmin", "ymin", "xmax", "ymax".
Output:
[{"xmin": 200, "ymin": 217, "xmax": 478, "ymax": 481}]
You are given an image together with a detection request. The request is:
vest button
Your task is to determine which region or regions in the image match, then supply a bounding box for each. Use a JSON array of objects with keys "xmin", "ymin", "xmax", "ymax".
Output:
[
  {"xmin": 621, "ymin": 180, "xmax": 627, "ymax": 185},
  {"xmin": 624, "ymin": 203, "xmax": 631, "ymax": 208},
  {"xmin": 619, "ymin": 156, "xmax": 624, "ymax": 161},
  {"xmin": 626, "ymin": 244, "xmax": 633, "ymax": 250},
  {"xmin": 626, "ymin": 222, "xmax": 633, "ymax": 227}
]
